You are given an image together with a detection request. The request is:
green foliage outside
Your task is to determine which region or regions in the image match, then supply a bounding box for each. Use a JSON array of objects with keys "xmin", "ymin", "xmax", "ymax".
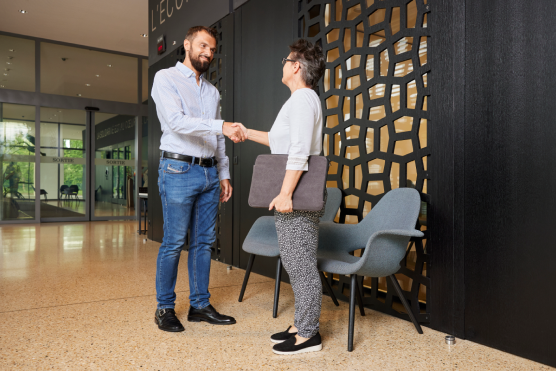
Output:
[
  {"xmin": 62, "ymin": 139, "xmax": 84, "ymax": 196},
  {"xmin": 1, "ymin": 126, "xmax": 36, "ymax": 199}
]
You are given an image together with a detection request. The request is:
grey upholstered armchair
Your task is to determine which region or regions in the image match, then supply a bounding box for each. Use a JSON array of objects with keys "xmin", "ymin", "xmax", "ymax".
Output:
[
  {"xmin": 317, "ymin": 187, "xmax": 425, "ymax": 351},
  {"xmin": 238, "ymin": 187, "xmax": 343, "ymax": 318}
]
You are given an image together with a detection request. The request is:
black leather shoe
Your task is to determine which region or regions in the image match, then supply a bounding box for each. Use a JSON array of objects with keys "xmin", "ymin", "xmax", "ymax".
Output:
[
  {"xmin": 154, "ymin": 308, "xmax": 185, "ymax": 332},
  {"xmin": 187, "ymin": 304, "xmax": 236, "ymax": 325}
]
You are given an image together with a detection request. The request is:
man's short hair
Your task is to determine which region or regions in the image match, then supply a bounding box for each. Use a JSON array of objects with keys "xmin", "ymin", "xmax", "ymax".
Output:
[{"xmin": 185, "ymin": 26, "xmax": 218, "ymax": 44}]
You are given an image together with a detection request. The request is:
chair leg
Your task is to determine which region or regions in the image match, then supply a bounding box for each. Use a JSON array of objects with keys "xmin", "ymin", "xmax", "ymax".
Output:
[
  {"xmin": 355, "ymin": 276, "xmax": 365, "ymax": 316},
  {"xmin": 238, "ymin": 254, "xmax": 256, "ymax": 302},
  {"xmin": 388, "ymin": 275, "xmax": 423, "ymax": 334},
  {"xmin": 319, "ymin": 271, "xmax": 339, "ymax": 306},
  {"xmin": 348, "ymin": 274, "xmax": 357, "ymax": 352},
  {"xmin": 273, "ymin": 257, "xmax": 282, "ymax": 318}
]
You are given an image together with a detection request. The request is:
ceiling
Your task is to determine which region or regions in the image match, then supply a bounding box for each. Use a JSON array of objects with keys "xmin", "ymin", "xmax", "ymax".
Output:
[{"xmin": 0, "ymin": 0, "xmax": 148, "ymax": 56}]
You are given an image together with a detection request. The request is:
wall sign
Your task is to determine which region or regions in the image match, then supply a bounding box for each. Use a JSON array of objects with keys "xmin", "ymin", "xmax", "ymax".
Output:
[{"xmin": 148, "ymin": 0, "xmax": 230, "ymax": 66}]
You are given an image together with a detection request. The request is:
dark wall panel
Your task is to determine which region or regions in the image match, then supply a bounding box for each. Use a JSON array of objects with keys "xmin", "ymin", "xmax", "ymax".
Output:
[
  {"xmin": 428, "ymin": 0, "xmax": 466, "ymax": 336},
  {"xmin": 464, "ymin": 1, "xmax": 556, "ymax": 367},
  {"xmin": 148, "ymin": 0, "xmax": 229, "ymax": 66},
  {"xmin": 233, "ymin": 0, "xmax": 295, "ymax": 274}
]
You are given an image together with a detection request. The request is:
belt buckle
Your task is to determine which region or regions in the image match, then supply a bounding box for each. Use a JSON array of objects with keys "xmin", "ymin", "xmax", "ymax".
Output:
[{"xmin": 200, "ymin": 157, "xmax": 214, "ymax": 167}]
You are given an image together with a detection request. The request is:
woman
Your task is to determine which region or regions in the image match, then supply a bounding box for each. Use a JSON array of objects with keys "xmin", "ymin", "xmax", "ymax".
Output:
[{"xmin": 236, "ymin": 39, "xmax": 326, "ymax": 355}]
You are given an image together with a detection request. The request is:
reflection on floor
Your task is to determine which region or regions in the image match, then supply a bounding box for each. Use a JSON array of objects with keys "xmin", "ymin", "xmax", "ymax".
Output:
[
  {"xmin": 38, "ymin": 200, "xmax": 135, "ymax": 218},
  {"xmin": 0, "ymin": 222, "xmax": 552, "ymax": 370}
]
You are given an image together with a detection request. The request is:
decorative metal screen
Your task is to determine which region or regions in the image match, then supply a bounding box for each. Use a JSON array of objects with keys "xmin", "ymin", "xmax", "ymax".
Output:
[{"xmin": 297, "ymin": 0, "xmax": 431, "ymax": 322}]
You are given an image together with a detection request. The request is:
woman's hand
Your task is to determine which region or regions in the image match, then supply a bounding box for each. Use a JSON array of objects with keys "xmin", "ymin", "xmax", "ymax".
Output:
[{"xmin": 269, "ymin": 193, "xmax": 293, "ymax": 213}]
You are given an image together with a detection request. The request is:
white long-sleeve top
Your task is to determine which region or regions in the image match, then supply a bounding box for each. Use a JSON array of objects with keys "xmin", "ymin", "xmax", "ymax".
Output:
[{"xmin": 268, "ymin": 88, "xmax": 323, "ymax": 171}]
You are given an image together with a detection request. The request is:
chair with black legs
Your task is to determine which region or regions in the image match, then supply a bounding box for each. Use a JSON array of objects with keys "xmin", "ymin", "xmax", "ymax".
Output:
[
  {"xmin": 60, "ymin": 185, "xmax": 69, "ymax": 200},
  {"xmin": 238, "ymin": 187, "xmax": 343, "ymax": 318},
  {"xmin": 317, "ymin": 187, "xmax": 424, "ymax": 351}
]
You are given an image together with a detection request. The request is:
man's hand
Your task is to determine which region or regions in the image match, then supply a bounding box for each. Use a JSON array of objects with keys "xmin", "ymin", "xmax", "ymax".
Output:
[
  {"xmin": 269, "ymin": 193, "xmax": 293, "ymax": 213},
  {"xmin": 232, "ymin": 123, "xmax": 248, "ymax": 140},
  {"xmin": 220, "ymin": 179, "xmax": 233, "ymax": 202},
  {"xmin": 223, "ymin": 122, "xmax": 246, "ymax": 143}
]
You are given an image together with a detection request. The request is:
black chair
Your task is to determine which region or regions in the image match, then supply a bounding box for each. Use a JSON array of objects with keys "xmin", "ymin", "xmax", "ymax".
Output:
[
  {"xmin": 67, "ymin": 185, "xmax": 79, "ymax": 201},
  {"xmin": 63, "ymin": 185, "xmax": 79, "ymax": 201},
  {"xmin": 60, "ymin": 185, "xmax": 69, "ymax": 200},
  {"xmin": 40, "ymin": 189, "xmax": 48, "ymax": 202}
]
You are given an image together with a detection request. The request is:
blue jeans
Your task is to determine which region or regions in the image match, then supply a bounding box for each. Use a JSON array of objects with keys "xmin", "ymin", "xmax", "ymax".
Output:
[{"xmin": 156, "ymin": 157, "xmax": 220, "ymax": 310}]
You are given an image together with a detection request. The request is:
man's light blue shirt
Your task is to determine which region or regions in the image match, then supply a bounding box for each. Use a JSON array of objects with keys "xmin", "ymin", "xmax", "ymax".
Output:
[{"xmin": 151, "ymin": 62, "xmax": 230, "ymax": 180}]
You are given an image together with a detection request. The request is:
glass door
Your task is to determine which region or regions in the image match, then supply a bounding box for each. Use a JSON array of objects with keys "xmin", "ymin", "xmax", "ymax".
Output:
[
  {"xmin": 0, "ymin": 103, "xmax": 37, "ymax": 222},
  {"xmin": 91, "ymin": 112, "xmax": 136, "ymax": 219},
  {"xmin": 39, "ymin": 107, "xmax": 89, "ymax": 221}
]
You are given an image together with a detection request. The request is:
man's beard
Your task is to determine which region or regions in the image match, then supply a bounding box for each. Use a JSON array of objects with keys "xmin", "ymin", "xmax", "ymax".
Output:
[{"xmin": 190, "ymin": 52, "xmax": 211, "ymax": 74}]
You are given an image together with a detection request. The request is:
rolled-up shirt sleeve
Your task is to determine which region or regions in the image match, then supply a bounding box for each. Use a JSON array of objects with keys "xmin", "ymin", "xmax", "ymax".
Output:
[
  {"xmin": 152, "ymin": 72, "xmax": 224, "ymax": 137},
  {"xmin": 286, "ymin": 92, "xmax": 316, "ymax": 171},
  {"xmin": 214, "ymin": 98, "xmax": 231, "ymax": 180}
]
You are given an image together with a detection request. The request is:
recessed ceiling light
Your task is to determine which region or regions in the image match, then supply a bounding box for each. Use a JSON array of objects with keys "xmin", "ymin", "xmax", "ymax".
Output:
[
  {"xmin": 77, "ymin": 93, "xmax": 82, "ymax": 97},
  {"xmin": 140, "ymin": 34, "xmax": 148, "ymax": 38},
  {"xmin": 107, "ymin": 64, "xmax": 112, "ymax": 67},
  {"xmin": 4, "ymin": 68, "xmax": 9, "ymax": 71},
  {"xmin": 3, "ymin": 73, "xmax": 7, "ymax": 76},
  {"xmin": 7, "ymin": 56, "xmax": 13, "ymax": 60},
  {"xmin": 58, "ymin": 110, "xmax": 62, "ymax": 113},
  {"xmin": 6, "ymin": 62, "xmax": 11, "ymax": 65},
  {"xmin": 8, "ymin": 49, "xmax": 14, "ymax": 52},
  {"xmin": 0, "ymin": 85, "xmax": 4, "ymax": 88},
  {"xmin": 95, "ymin": 74, "xmax": 100, "ymax": 77},
  {"xmin": 18, "ymin": 10, "xmax": 27, "ymax": 14},
  {"xmin": 85, "ymin": 83, "xmax": 91, "ymax": 86}
]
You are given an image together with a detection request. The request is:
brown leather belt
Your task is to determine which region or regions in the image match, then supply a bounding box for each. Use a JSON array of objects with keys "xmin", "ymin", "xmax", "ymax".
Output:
[{"xmin": 161, "ymin": 151, "xmax": 218, "ymax": 167}]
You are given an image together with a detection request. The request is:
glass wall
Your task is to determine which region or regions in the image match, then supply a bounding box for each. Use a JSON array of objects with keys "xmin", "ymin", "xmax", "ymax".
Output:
[
  {"xmin": 0, "ymin": 32, "xmax": 148, "ymax": 223},
  {"xmin": 93, "ymin": 113, "xmax": 136, "ymax": 217},
  {"xmin": 41, "ymin": 42, "xmax": 138, "ymax": 104},
  {"xmin": 0, "ymin": 103, "xmax": 36, "ymax": 221},
  {"xmin": 39, "ymin": 107, "xmax": 87, "ymax": 219},
  {"xmin": 0, "ymin": 35, "xmax": 35, "ymax": 92}
]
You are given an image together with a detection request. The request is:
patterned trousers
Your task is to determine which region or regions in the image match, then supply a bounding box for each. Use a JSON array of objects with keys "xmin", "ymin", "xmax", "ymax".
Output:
[{"xmin": 274, "ymin": 198, "xmax": 325, "ymax": 338}]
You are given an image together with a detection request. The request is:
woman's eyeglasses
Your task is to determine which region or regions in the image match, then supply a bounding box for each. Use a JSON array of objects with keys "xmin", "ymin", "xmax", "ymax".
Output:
[{"xmin": 282, "ymin": 58, "xmax": 297, "ymax": 65}]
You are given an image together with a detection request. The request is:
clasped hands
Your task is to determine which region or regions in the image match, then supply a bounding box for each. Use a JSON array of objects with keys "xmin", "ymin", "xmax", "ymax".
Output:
[{"xmin": 222, "ymin": 122, "xmax": 248, "ymax": 143}]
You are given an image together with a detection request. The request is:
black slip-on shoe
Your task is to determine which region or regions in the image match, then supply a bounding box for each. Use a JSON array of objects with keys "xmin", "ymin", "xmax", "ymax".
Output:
[
  {"xmin": 272, "ymin": 332, "xmax": 322, "ymax": 355},
  {"xmin": 154, "ymin": 308, "xmax": 185, "ymax": 332},
  {"xmin": 270, "ymin": 326, "xmax": 298, "ymax": 343},
  {"xmin": 187, "ymin": 304, "xmax": 236, "ymax": 325}
]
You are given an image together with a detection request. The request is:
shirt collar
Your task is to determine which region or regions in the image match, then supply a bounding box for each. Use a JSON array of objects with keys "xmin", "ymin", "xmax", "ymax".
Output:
[
  {"xmin": 175, "ymin": 62, "xmax": 195, "ymax": 78},
  {"xmin": 175, "ymin": 62, "xmax": 207, "ymax": 86}
]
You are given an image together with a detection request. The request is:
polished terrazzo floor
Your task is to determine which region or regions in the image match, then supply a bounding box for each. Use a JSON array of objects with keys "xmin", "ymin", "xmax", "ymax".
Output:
[{"xmin": 0, "ymin": 221, "xmax": 553, "ymax": 370}]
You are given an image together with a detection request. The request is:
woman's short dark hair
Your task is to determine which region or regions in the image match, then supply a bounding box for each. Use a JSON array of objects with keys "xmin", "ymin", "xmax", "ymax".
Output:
[{"xmin": 288, "ymin": 39, "xmax": 326, "ymax": 88}]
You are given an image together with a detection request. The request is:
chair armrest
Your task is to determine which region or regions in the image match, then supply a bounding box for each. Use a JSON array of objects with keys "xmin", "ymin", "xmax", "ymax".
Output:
[
  {"xmin": 353, "ymin": 228, "xmax": 425, "ymax": 277},
  {"xmin": 373, "ymin": 229, "xmax": 424, "ymax": 239}
]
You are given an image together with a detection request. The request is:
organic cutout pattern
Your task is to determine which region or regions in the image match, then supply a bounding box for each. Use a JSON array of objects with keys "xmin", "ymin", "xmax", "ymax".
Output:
[{"xmin": 299, "ymin": 0, "xmax": 431, "ymax": 324}]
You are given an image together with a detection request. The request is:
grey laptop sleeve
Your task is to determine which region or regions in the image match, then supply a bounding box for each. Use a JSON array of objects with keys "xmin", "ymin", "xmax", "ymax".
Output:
[{"xmin": 248, "ymin": 154, "xmax": 329, "ymax": 212}]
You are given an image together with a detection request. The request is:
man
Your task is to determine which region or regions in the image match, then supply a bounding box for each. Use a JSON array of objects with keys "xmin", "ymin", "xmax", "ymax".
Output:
[{"xmin": 151, "ymin": 26, "xmax": 245, "ymax": 332}]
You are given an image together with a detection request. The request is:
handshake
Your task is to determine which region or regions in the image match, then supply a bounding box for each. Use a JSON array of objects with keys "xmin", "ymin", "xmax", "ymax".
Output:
[{"xmin": 223, "ymin": 122, "xmax": 248, "ymax": 144}]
